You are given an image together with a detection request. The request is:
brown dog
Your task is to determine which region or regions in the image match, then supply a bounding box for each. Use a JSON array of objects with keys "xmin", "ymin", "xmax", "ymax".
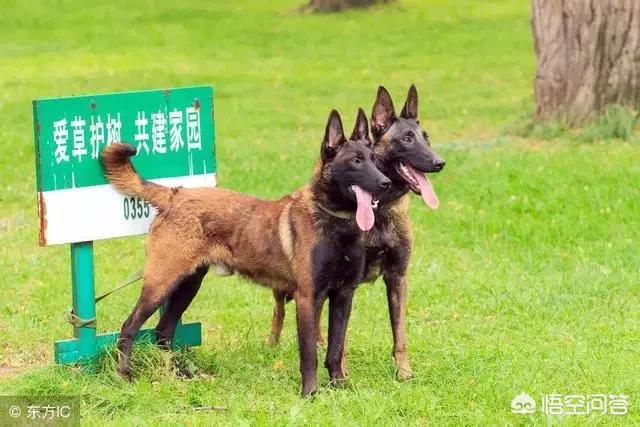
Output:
[
  {"xmin": 268, "ymin": 85, "xmax": 445, "ymax": 380},
  {"xmin": 101, "ymin": 109, "xmax": 390, "ymax": 396}
]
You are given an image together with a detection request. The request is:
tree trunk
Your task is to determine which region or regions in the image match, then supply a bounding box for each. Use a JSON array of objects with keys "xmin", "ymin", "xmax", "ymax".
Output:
[
  {"xmin": 531, "ymin": 0, "xmax": 640, "ymax": 126},
  {"xmin": 307, "ymin": 0, "xmax": 384, "ymax": 12}
]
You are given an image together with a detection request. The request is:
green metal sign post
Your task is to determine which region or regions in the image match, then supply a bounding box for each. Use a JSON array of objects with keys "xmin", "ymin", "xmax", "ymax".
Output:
[
  {"xmin": 70, "ymin": 242, "xmax": 98, "ymax": 364},
  {"xmin": 33, "ymin": 86, "xmax": 216, "ymax": 366}
]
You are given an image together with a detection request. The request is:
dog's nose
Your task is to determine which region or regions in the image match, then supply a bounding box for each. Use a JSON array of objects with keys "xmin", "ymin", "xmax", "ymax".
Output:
[
  {"xmin": 379, "ymin": 179, "xmax": 391, "ymax": 190},
  {"xmin": 433, "ymin": 159, "xmax": 446, "ymax": 171}
]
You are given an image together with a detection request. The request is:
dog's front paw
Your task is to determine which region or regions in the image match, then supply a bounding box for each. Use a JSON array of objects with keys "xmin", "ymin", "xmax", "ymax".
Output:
[
  {"xmin": 300, "ymin": 381, "xmax": 318, "ymax": 398},
  {"xmin": 395, "ymin": 364, "xmax": 414, "ymax": 381},
  {"xmin": 266, "ymin": 334, "xmax": 280, "ymax": 347}
]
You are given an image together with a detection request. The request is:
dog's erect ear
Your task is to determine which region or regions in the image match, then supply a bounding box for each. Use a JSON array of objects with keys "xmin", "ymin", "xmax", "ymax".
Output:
[
  {"xmin": 371, "ymin": 86, "xmax": 396, "ymax": 136},
  {"xmin": 400, "ymin": 84, "xmax": 418, "ymax": 120},
  {"xmin": 322, "ymin": 109, "xmax": 346, "ymax": 160},
  {"xmin": 351, "ymin": 108, "xmax": 370, "ymax": 143}
]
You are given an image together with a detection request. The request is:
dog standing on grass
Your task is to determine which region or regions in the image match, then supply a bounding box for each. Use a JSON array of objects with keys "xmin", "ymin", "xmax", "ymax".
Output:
[
  {"xmin": 269, "ymin": 85, "xmax": 445, "ymax": 380},
  {"xmin": 101, "ymin": 109, "xmax": 390, "ymax": 396}
]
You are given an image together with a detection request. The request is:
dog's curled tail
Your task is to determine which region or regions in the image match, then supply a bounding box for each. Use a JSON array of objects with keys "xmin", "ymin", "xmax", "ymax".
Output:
[{"xmin": 101, "ymin": 143, "xmax": 172, "ymax": 212}]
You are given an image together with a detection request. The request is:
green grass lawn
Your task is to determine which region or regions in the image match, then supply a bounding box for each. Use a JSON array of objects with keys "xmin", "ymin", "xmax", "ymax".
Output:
[{"xmin": 1, "ymin": 0, "xmax": 639, "ymax": 425}]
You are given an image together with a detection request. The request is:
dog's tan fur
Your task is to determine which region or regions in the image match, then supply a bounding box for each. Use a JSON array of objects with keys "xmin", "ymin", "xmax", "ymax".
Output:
[
  {"xmin": 103, "ymin": 145, "xmax": 318, "ymax": 296},
  {"xmin": 101, "ymin": 108, "xmax": 391, "ymax": 397}
]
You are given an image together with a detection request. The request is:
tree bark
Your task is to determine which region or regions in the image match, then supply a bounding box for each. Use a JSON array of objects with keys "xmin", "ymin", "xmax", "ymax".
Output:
[
  {"xmin": 532, "ymin": 0, "xmax": 640, "ymax": 126},
  {"xmin": 307, "ymin": 0, "xmax": 386, "ymax": 12}
]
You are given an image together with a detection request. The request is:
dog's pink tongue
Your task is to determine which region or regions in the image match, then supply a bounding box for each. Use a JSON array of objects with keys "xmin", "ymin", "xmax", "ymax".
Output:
[
  {"xmin": 407, "ymin": 165, "xmax": 439, "ymax": 209},
  {"xmin": 351, "ymin": 185, "xmax": 375, "ymax": 231}
]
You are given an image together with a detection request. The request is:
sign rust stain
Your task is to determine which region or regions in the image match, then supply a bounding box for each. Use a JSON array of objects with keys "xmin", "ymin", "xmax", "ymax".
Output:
[{"xmin": 37, "ymin": 192, "xmax": 47, "ymax": 246}]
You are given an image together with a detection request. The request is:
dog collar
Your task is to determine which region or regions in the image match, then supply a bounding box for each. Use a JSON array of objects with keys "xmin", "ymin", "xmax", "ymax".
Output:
[
  {"xmin": 316, "ymin": 194, "xmax": 402, "ymax": 219},
  {"xmin": 315, "ymin": 202, "xmax": 356, "ymax": 220}
]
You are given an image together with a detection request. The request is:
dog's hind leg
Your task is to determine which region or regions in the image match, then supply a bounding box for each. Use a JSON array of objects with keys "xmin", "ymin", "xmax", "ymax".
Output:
[
  {"xmin": 268, "ymin": 291, "xmax": 317, "ymax": 347},
  {"xmin": 117, "ymin": 257, "xmax": 197, "ymax": 381},
  {"xmin": 267, "ymin": 290, "xmax": 287, "ymax": 346},
  {"xmin": 117, "ymin": 285, "xmax": 165, "ymax": 381},
  {"xmin": 155, "ymin": 265, "xmax": 209, "ymax": 349}
]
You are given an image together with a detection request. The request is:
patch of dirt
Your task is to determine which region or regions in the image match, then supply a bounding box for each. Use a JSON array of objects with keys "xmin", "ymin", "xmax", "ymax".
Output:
[{"xmin": 0, "ymin": 366, "xmax": 30, "ymax": 379}]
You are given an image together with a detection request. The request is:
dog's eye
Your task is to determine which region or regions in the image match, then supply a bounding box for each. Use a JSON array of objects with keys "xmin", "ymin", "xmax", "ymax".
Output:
[
  {"xmin": 402, "ymin": 135, "xmax": 412, "ymax": 143},
  {"xmin": 352, "ymin": 158, "xmax": 362, "ymax": 166}
]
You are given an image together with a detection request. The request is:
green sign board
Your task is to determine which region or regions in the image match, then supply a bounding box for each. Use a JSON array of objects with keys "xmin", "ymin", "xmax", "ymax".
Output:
[
  {"xmin": 34, "ymin": 86, "xmax": 216, "ymax": 245},
  {"xmin": 33, "ymin": 86, "xmax": 213, "ymax": 365}
]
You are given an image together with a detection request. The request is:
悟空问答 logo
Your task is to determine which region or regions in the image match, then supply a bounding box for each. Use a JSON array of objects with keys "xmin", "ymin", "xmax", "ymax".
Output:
[{"xmin": 511, "ymin": 392, "xmax": 536, "ymax": 414}]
